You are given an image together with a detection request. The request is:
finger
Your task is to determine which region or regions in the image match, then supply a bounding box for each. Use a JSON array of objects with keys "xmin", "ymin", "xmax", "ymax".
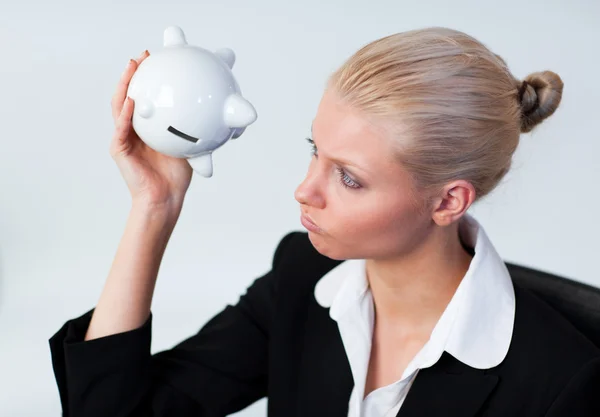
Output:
[
  {"xmin": 111, "ymin": 59, "xmax": 138, "ymax": 121},
  {"xmin": 111, "ymin": 50, "xmax": 149, "ymax": 121},
  {"xmin": 113, "ymin": 97, "xmax": 135, "ymax": 148},
  {"xmin": 135, "ymin": 49, "xmax": 150, "ymax": 65}
]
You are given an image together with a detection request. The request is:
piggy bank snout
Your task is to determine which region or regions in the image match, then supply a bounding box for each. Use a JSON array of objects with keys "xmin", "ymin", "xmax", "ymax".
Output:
[{"xmin": 223, "ymin": 94, "xmax": 257, "ymax": 129}]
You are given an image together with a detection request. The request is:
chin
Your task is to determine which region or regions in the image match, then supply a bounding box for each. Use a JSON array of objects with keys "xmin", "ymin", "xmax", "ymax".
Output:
[{"xmin": 306, "ymin": 231, "xmax": 349, "ymax": 261}]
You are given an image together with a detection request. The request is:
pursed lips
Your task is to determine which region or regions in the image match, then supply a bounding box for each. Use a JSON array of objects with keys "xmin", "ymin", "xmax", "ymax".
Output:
[{"xmin": 302, "ymin": 211, "xmax": 323, "ymax": 231}]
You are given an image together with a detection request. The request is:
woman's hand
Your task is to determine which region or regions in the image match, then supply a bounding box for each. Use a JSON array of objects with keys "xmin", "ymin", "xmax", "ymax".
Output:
[{"xmin": 109, "ymin": 50, "xmax": 193, "ymax": 212}]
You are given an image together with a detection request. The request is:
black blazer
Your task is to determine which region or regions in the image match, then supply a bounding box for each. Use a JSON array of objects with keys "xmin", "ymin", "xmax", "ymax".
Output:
[{"xmin": 49, "ymin": 231, "xmax": 600, "ymax": 417}]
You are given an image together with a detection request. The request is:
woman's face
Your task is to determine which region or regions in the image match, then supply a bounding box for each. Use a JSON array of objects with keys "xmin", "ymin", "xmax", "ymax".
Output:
[{"xmin": 294, "ymin": 89, "xmax": 433, "ymax": 261}]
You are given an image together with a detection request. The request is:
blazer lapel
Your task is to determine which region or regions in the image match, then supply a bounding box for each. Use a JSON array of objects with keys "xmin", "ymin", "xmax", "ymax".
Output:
[
  {"xmin": 296, "ymin": 294, "xmax": 354, "ymax": 417},
  {"xmin": 397, "ymin": 352, "xmax": 499, "ymax": 417}
]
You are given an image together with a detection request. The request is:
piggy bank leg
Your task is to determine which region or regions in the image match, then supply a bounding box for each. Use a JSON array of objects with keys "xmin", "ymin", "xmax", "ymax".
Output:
[{"xmin": 188, "ymin": 153, "xmax": 213, "ymax": 177}]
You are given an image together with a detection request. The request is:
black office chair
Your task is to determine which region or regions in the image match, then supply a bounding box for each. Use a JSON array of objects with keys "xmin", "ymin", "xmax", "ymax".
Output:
[{"xmin": 506, "ymin": 262, "xmax": 600, "ymax": 348}]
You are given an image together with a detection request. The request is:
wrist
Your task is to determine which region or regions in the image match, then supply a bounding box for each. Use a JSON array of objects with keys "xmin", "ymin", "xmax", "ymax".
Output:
[{"xmin": 131, "ymin": 197, "xmax": 183, "ymax": 223}]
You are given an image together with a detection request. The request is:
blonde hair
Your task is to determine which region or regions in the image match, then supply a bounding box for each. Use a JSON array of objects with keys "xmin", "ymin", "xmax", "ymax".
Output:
[{"xmin": 327, "ymin": 27, "xmax": 563, "ymax": 204}]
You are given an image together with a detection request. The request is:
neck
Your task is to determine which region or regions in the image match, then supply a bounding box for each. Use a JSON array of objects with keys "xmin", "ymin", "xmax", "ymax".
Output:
[{"xmin": 365, "ymin": 219, "xmax": 473, "ymax": 337}]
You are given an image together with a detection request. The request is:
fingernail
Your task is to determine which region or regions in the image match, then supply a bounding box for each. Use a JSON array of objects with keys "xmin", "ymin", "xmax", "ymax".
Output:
[{"xmin": 139, "ymin": 50, "xmax": 148, "ymax": 59}]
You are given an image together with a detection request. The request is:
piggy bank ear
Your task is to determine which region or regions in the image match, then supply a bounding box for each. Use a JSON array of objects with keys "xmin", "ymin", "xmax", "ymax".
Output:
[
  {"xmin": 164, "ymin": 26, "xmax": 188, "ymax": 47},
  {"xmin": 215, "ymin": 48, "xmax": 236, "ymax": 69},
  {"xmin": 137, "ymin": 99, "xmax": 155, "ymax": 119},
  {"xmin": 223, "ymin": 94, "xmax": 257, "ymax": 129}
]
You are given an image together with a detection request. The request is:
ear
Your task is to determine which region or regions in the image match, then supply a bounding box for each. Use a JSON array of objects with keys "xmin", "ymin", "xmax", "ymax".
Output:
[
  {"xmin": 163, "ymin": 26, "xmax": 188, "ymax": 47},
  {"xmin": 215, "ymin": 48, "xmax": 236, "ymax": 69},
  {"xmin": 432, "ymin": 181, "xmax": 476, "ymax": 226}
]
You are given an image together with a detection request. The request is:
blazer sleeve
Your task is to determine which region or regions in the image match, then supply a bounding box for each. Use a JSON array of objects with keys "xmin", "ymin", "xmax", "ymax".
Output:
[
  {"xmin": 544, "ymin": 356, "xmax": 600, "ymax": 417},
  {"xmin": 48, "ymin": 231, "xmax": 298, "ymax": 417}
]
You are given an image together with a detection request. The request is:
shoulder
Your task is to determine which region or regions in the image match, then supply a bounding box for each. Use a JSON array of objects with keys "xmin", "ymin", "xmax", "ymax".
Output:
[
  {"xmin": 270, "ymin": 230, "xmax": 342, "ymax": 296},
  {"xmin": 272, "ymin": 231, "xmax": 339, "ymax": 271},
  {"xmin": 512, "ymin": 284, "xmax": 599, "ymax": 357},
  {"xmin": 490, "ymin": 285, "xmax": 600, "ymax": 414},
  {"xmin": 500, "ymin": 283, "xmax": 600, "ymax": 387}
]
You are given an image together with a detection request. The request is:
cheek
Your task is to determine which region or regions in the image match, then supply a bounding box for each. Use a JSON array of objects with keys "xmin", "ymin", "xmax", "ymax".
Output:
[
  {"xmin": 324, "ymin": 196, "xmax": 427, "ymax": 258},
  {"xmin": 353, "ymin": 204, "xmax": 405, "ymax": 239}
]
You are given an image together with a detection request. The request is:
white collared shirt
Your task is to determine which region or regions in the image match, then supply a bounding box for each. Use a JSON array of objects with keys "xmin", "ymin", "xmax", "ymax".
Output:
[{"xmin": 313, "ymin": 213, "xmax": 516, "ymax": 417}]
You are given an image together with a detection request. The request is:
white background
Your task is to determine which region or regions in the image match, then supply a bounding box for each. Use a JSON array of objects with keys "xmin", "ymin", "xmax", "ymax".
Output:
[{"xmin": 0, "ymin": 0, "xmax": 598, "ymax": 415}]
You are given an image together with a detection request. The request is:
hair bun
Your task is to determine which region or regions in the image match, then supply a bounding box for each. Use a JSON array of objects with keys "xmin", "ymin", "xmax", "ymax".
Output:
[{"xmin": 519, "ymin": 71, "xmax": 564, "ymax": 133}]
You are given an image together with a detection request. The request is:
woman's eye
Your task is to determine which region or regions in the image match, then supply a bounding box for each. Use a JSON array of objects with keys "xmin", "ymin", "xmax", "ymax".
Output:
[
  {"xmin": 336, "ymin": 167, "xmax": 361, "ymax": 189},
  {"xmin": 306, "ymin": 137, "xmax": 318, "ymax": 157},
  {"xmin": 305, "ymin": 136, "xmax": 360, "ymax": 190}
]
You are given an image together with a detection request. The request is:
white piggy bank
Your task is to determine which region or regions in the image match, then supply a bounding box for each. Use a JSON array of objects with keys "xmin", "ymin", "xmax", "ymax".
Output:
[{"xmin": 126, "ymin": 25, "xmax": 257, "ymax": 177}]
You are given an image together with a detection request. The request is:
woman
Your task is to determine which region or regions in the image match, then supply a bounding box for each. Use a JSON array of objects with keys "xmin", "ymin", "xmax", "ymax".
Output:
[{"xmin": 49, "ymin": 27, "xmax": 600, "ymax": 416}]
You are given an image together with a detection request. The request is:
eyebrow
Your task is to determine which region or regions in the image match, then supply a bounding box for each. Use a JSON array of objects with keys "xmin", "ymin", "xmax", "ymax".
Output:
[{"xmin": 310, "ymin": 123, "xmax": 371, "ymax": 177}]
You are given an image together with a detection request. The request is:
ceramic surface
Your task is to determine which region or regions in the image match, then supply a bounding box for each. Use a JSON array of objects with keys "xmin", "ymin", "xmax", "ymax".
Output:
[{"xmin": 127, "ymin": 26, "xmax": 257, "ymax": 177}]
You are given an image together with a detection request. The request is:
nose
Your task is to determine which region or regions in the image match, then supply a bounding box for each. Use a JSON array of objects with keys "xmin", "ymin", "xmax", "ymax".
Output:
[{"xmin": 294, "ymin": 161, "xmax": 325, "ymax": 209}]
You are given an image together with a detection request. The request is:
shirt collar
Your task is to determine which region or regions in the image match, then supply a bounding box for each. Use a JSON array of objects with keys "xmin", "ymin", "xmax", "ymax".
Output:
[{"xmin": 313, "ymin": 213, "xmax": 516, "ymax": 370}]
